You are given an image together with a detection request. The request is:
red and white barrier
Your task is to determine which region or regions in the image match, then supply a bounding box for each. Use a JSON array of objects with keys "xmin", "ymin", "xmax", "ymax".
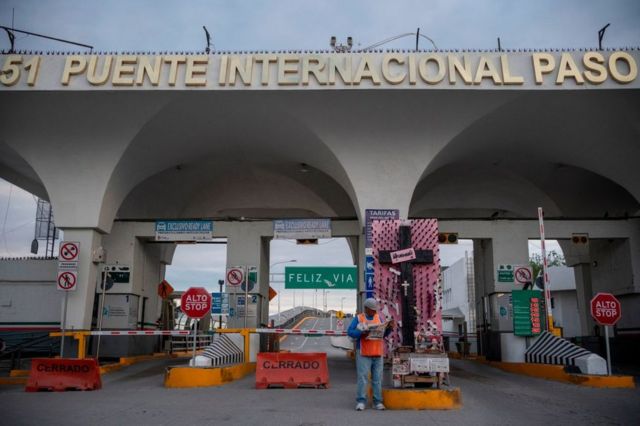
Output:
[
  {"xmin": 83, "ymin": 329, "xmax": 348, "ymax": 336},
  {"xmin": 89, "ymin": 330, "xmax": 191, "ymax": 336},
  {"xmin": 256, "ymin": 328, "xmax": 348, "ymax": 336}
]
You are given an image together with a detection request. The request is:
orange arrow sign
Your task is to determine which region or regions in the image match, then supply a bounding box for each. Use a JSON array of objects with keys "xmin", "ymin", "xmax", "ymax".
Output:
[
  {"xmin": 269, "ymin": 286, "xmax": 277, "ymax": 301},
  {"xmin": 158, "ymin": 280, "xmax": 174, "ymax": 299}
]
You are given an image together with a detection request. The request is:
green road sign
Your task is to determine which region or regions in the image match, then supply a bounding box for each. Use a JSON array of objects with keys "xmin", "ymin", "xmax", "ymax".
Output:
[
  {"xmin": 285, "ymin": 266, "xmax": 357, "ymax": 289},
  {"xmin": 497, "ymin": 264, "xmax": 514, "ymax": 283},
  {"xmin": 512, "ymin": 290, "xmax": 545, "ymax": 336}
]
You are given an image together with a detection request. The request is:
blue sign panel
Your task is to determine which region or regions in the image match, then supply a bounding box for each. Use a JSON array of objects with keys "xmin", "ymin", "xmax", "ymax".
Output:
[
  {"xmin": 365, "ymin": 255, "xmax": 375, "ymax": 274},
  {"xmin": 365, "ymin": 209, "xmax": 399, "ymax": 247},
  {"xmin": 155, "ymin": 220, "xmax": 214, "ymax": 241},
  {"xmin": 211, "ymin": 293, "xmax": 229, "ymax": 315},
  {"xmin": 365, "ymin": 273, "xmax": 375, "ymax": 291}
]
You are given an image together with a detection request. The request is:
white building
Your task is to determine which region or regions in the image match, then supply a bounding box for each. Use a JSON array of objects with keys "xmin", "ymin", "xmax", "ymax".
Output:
[{"xmin": 442, "ymin": 254, "xmax": 476, "ymax": 353}]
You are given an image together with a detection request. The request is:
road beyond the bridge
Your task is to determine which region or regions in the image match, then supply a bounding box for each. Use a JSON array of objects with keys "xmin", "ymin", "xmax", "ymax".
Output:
[{"xmin": 1, "ymin": 317, "xmax": 639, "ymax": 425}]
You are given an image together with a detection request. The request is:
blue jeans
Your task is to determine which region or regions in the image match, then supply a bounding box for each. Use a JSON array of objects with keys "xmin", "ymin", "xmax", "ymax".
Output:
[{"xmin": 356, "ymin": 351, "xmax": 383, "ymax": 404}]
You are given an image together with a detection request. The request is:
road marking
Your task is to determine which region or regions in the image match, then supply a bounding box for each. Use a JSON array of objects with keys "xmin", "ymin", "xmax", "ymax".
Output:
[
  {"xmin": 279, "ymin": 316, "xmax": 315, "ymax": 343},
  {"xmin": 297, "ymin": 317, "xmax": 320, "ymax": 350}
]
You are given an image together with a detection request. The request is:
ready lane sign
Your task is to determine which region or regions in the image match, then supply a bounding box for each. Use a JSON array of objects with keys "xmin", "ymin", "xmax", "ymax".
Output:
[
  {"xmin": 285, "ymin": 266, "xmax": 357, "ymax": 289},
  {"xmin": 57, "ymin": 270, "xmax": 77, "ymax": 291},
  {"xmin": 155, "ymin": 220, "xmax": 213, "ymax": 241},
  {"xmin": 273, "ymin": 218, "xmax": 331, "ymax": 240}
]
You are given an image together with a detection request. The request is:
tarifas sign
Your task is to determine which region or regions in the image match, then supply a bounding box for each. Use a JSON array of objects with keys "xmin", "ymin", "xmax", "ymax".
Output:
[{"xmin": 1, "ymin": 51, "xmax": 637, "ymax": 89}]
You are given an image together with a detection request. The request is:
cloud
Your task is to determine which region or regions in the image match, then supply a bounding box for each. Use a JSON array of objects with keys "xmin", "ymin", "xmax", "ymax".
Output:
[
  {"xmin": 1, "ymin": 0, "xmax": 638, "ymax": 53},
  {"xmin": 0, "ymin": 180, "xmax": 38, "ymax": 257}
]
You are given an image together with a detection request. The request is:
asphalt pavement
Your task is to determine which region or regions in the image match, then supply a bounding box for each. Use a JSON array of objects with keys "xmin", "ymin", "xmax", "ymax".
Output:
[
  {"xmin": 279, "ymin": 316, "xmax": 347, "ymax": 358},
  {"xmin": 2, "ymin": 317, "xmax": 639, "ymax": 426}
]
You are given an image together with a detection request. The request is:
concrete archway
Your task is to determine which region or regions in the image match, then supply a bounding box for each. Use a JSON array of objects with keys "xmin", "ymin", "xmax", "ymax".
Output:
[
  {"xmin": 411, "ymin": 91, "xmax": 640, "ymax": 219},
  {"xmin": 101, "ymin": 92, "xmax": 359, "ymax": 228}
]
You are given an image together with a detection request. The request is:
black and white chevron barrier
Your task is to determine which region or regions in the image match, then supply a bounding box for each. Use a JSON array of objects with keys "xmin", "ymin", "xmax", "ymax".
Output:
[
  {"xmin": 201, "ymin": 334, "xmax": 244, "ymax": 367},
  {"xmin": 525, "ymin": 331, "xmax": 606, "ymax": 374}
]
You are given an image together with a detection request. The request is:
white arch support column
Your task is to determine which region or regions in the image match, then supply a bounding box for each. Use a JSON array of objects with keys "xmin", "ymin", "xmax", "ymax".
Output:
[
  {"xmin": 225, "ymin": 222, "xmax": 271, "ymax": 329},
  {"xmin": 58, "ymin": 229, "xmax": 103, "ymax": 330},
  {"xmin": 473, "ymin": 225, "xmax": 530, "ymax": 362}
]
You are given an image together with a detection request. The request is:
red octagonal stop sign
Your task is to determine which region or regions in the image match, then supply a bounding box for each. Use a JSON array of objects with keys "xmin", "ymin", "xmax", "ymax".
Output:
[
  {"xmin": 181, "ymin": 287, "xmax": 212, "ymax": 319},
  {"xmin": 590, "ymin": 292, "xmax": 621, "ymax": 326}
]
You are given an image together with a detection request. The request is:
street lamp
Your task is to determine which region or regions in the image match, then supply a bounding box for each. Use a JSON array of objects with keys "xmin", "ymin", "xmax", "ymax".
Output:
[
  {"xmin": 270, "ymin": 259, "xmax": 297, "ymax": 323},
  {"xmin": 341, "ymin": 296, "xmax": 347, "ymax": 312}
]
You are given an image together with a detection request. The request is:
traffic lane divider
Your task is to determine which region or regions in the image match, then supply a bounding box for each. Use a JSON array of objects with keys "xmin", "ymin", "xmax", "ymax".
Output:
[
  {"xmin": 478, "ymin": 360, "xmax": 635, "ymax": 388},
  {"xmin": 0, "ymin": 376, "xmax": 28, "ymax": 386},
  {"xmin": 25, "ymin": 358, "xmax": 102, "ymax": 392},
  {"xmin": 0, "ymin": 369, "xmax": 29, "ymax": 385},
  {"xmin": 382, "ymin": 387, "xmax": 462, "ymax": 410},
  {"xmin": 256, "ymin": 352, "xmax": 329, "ymax": 389},
  {"xmin": 164, "ymin": 362, "xmax": 256, "ymax": 388},
  {"xmin": 99, "ymin": 352, "xmax": 194, "ymax": 375}
]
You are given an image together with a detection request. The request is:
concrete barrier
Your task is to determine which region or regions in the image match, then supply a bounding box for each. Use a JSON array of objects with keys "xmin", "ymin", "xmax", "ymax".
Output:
[
  {"xmin": 481, "ymin": 360, "xmax": 635, "ymax": 388},
  {"xmin": 164, "ymin": 363, "xmax": 256, "ymax": 388},
  {"xmin": 382, "ymin": 387, "xmax": 462, "ymax": 410}
]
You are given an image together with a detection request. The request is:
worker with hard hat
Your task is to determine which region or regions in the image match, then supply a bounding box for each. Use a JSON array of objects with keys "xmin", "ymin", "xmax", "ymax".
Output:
[{"xmin": 347, "ymin": 298, "xmax": 394, "ymax": 411}]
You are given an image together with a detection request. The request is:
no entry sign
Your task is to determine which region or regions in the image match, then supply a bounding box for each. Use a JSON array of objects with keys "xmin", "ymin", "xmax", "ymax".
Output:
[
  {"xmin": 57, "ymin": 270, "xmax": 77, "ymax": 291},
  {"xmin": 226, "ymin": 267, "xmax": 245, "ymax": 287},
  {"xmin": 59, "ymin": 241, "xmax": 80, "ymax": 261},
  {"xmin": 590, "ymin": 293, "xmax": 621, "ymax": 326},
  {"xmin": 514, "ymin": 266, "xmax": 533, "ymax": 284},
  {"xmin": 181, "ymin": 287, "xmax": 212, "ymax": 319}
]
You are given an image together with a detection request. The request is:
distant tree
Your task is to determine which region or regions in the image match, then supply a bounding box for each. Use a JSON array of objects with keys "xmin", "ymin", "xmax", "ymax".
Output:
[{"xmin": 529, "ymin": 250, "xmax": 565, "ymax": 280}]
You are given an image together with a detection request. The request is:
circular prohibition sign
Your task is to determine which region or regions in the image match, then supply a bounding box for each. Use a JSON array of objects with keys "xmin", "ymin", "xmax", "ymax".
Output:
[
  {"xmin": 58, "ymin": 271, "xmax": 77, "ymax": 290},
  {"xmin": 514, "ymin": 267, "xmax": 533, "ymax": 284},
  {"xmin": 226, "ymin": 268, "xmax": 244, "ymax": 286},
  {"xmin": 60, "ymin": 242, "xmax": 79, "ymax": 261}
]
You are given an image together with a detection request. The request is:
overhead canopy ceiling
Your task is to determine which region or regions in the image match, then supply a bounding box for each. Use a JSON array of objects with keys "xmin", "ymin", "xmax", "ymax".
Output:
[{"xmin": 1, "ymin": 82, "xmax": 638, "ymax": 227}]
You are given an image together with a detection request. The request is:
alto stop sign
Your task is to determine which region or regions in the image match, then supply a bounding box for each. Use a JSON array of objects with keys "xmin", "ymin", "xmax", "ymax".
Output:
[
  {"xmin": 181, "ymin": 287, "xmax": 212, "ymax": 319},
  {"xmin": 590, "ymin": 293, "xmax": 621, "ymax": 326}
]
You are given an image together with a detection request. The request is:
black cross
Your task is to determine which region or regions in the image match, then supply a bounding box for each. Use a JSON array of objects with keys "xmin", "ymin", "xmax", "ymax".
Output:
[{"xmin": 379, "ymin": 224, "xmax": 433, "ymax": 348}]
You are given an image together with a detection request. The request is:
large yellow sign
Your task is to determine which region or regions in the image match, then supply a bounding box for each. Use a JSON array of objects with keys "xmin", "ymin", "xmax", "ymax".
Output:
[{"xmin": 1, "ymin": 51, "xmax": 637, "ymax": 88}]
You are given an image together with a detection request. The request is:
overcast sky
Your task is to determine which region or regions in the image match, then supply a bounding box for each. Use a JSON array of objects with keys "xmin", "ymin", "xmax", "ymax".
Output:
[
  {"xmin": 1, "ymin": 0, "xmax": 638, "ymax": 53},
  {"xmin": 0, "ymin": 1, "xmax": 629, "ymax": 311}
]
